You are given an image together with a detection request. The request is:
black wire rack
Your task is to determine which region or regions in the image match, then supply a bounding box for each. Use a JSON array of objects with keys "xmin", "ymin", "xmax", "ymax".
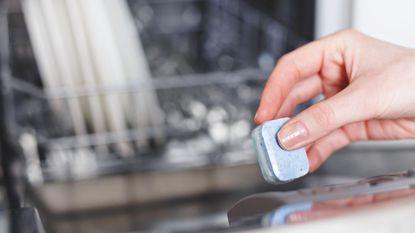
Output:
[{"xmin": 1, "ymin": 0, "xmax": 308, "ymax": 219}]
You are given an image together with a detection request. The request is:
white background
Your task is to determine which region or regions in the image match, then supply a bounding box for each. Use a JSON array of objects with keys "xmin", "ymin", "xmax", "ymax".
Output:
[{"xmin": 316, "ymin": 0, "xmax": 415, "ymax": 49}]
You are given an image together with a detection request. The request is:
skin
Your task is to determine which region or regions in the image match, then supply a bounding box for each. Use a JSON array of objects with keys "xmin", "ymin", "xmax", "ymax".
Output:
[
  {"xmin": 254, "ymin": 30, "xmax": 415, "ymax": 172},
  {"xmin": 286, "ymin": 189, "xmax": 415, "ymax": 223}
]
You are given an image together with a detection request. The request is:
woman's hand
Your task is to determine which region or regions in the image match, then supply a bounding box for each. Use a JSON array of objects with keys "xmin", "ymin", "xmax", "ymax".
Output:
[{"xmin": 254, "ymin": 30, "xmax": 415, "ymax": 172}]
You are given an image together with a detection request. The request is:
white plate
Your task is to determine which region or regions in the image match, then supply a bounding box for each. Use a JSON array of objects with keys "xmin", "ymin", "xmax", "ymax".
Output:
[
  {"xmin": 22, "ymin": 0, "xmax": 62, "ymax": 113},
  {"xmin": 103, "ymin": 0, "xmax": 165, "ymax": 148},
  {"xmin": 22, "ymin": 0, "xmax": 87, "ymax": 135},
  {"xmin": 23, "ymin": 0, "xmax": 99, "ymax": 162},
  {"xmin": 77, "ymin": 0, "xmax": 134, "ymax": 156},
  {"xmin": 38, "ymin": 0, "xmax": 88, "ymax": 136},
  {"xmin": 64, "ymin": 0, "xmax": 109, "ymax": 153}
]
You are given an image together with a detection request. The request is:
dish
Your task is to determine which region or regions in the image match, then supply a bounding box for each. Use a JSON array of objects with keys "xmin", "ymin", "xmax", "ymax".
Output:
[
  {"xmin": 38, "ymin": 0, "xmax": 88, "ymax": 135},
  {"xmin": 23, "ymin": 0, "xmax": 164, "ymax": 157},
  {"xmin": 23, "ymin": 0, "xmax": 88, "ymax": 135},
  {"xmin": 103, "ymin": 0, "xmax": 165, "ymax": 149},
  {"xmin": 22, "ymin": 0, "xmax": 62, "ymax": 114},
  {"xmin": 64, "ymin": 0, "xmax": 109, "ymax": 153},
  {"xmin": 77, "ymin": 0, "xmax": 134, "ymax": 156}
]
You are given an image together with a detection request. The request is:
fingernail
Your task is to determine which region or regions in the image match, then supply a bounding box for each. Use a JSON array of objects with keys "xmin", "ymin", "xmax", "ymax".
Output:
[{"xmin": 277, "ymin": 121, "xmax": 308, "ymax": 150}]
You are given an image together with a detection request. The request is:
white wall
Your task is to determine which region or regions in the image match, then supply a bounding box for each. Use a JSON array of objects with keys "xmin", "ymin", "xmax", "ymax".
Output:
[
  {"xmin": 352, "ymin": 0, "xmax": 415, "ymax": 48},
  {"xmin": 315, "ymin": 0, "xmax": 352, "ymax": 38},
  {"xmin": 316, "ymin": 0, "xmax": 415, "ymax": 48}
]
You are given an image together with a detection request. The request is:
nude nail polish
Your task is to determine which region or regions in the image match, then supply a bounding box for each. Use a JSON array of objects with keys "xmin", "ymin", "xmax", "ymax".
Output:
[{"xmin": 278, "ymin": 121, "xmax": 308, "ymax": 150}]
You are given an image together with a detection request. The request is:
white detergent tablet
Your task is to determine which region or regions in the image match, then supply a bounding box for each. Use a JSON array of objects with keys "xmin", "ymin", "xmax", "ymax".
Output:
[{"xmin": 252, "ymin": 117, "xmax": 309, "ymax": 184}]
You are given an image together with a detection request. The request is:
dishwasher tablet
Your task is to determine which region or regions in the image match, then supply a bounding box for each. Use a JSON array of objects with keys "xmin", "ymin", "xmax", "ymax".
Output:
[{"xmin": 251, "ymin": 118, "xmax": 309, "ymax": 184}]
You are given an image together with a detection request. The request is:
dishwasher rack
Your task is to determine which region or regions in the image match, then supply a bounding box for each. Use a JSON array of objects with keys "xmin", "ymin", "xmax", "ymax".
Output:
[{"xmin": 1, "ymin": 0, "xmax": 308, "ymax": 214}]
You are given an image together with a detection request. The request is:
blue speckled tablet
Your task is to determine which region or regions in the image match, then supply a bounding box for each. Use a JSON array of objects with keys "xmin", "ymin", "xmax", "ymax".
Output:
[{"xmin": 252, "ymin": 118, "xmax": 309, "ymax": 184}]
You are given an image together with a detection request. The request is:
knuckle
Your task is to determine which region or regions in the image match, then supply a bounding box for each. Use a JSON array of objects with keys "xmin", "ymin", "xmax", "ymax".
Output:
[
  {"xmin": 331, "ymin": 29, "xmax": 362, "ymax": 47},
  {"xmin": 291, "ymin": 93, "xmax": 302, "ymax": 105},
  {"xmin": 309, "ymin": 103, "xmax": 335, "ymax": 128},
  {"xmin": 276, "ymin": 53, "xmax": 301, "ymax": 80},
  {"xmin": 277, "ymin": 54, "xmax": 291, "ymax": 66},
  {"xmin": 336, "ymin": 29, "xmax": 360, "ymax": 38}
]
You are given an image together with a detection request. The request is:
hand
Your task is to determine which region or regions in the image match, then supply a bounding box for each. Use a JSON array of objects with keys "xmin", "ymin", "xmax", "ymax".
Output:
[{"xmin": 254, "ymin": 30, "xmax": 415, "ymax": 172}]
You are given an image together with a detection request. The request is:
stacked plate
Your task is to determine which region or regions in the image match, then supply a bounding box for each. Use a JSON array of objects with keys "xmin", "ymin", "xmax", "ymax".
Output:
[{"xmin": 22, "ymin": 0, "xmax": 165, "ymax": 158}]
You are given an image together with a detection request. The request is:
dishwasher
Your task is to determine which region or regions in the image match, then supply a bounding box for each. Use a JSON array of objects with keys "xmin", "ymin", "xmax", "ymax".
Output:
[
  {"xmin": 0, "ymin": 0, "xmax": 312, "ymax": 232},
  {"xmin": 2, "ymin": 0, "xmax": 415, "ymax": 233}
]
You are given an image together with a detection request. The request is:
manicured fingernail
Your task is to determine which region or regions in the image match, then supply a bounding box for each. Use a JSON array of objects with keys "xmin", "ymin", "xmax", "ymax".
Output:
[{"xmin": 277, "ymin": 121, "xmax": 308, "ymax": 150}]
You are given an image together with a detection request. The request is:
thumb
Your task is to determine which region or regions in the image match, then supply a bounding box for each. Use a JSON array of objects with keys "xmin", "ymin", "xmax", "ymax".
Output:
[{"xmin": 277, "ymin": 87, "xmax": 373, "ymax": 150}]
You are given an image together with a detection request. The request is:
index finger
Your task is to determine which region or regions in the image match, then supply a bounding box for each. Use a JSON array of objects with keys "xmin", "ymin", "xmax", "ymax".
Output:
[{"xmin": 254, "ymin": 39, "xmax": 327, "ymax": 124}]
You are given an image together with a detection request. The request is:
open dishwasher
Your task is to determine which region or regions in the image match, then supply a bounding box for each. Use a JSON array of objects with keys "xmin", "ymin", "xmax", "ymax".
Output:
[{"xmin": 0, "ymin": 0, "xmax": 313, "ymax": 232}]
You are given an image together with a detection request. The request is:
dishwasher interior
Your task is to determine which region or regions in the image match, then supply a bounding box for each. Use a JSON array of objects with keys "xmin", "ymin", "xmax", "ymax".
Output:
[
  {"xmin": 2, "ymin": 0, "xmax": 415, "ymax": 233},
  {"xmin": 2, "ymin": 0, "xmax": 311, "ymax": 232}
]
